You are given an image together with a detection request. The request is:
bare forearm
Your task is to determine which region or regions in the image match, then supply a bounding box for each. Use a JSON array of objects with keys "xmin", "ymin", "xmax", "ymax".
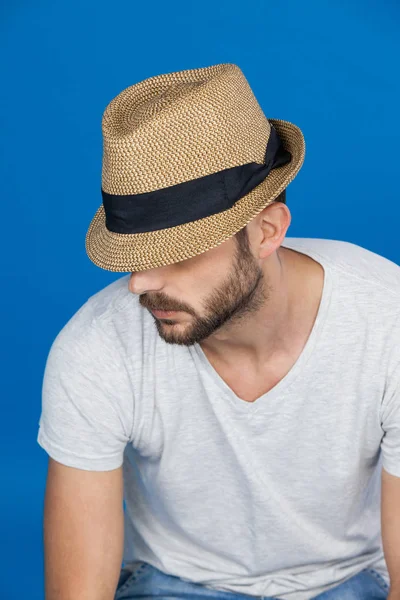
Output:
[
  {"xmin": 43, "ymin": 510, "xmax": 124, "ymax": 600},
  {"xmin": 381, "ymin": 468, "xmax": 400, "ymax": 597},
  {"xmin": 43, "ymin": 461, "xmax": 125, "ymax": 600}
]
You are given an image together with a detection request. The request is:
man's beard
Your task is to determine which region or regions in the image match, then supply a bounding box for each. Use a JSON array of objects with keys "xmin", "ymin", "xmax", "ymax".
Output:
[{"xmin": 149, "ymin": 239, "xmax": 271, "ymax": 347}]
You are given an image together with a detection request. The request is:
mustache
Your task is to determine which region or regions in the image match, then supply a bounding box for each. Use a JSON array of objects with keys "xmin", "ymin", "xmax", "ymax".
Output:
[{"xmin": 140, "ymin": 297, "xmax": 182, "ymax": 312}]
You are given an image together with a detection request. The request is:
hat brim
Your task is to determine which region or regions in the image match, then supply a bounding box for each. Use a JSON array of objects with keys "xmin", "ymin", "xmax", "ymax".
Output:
[{"xmin": 85, "ymin": 119, "xmax": 305, "ymax": 272}]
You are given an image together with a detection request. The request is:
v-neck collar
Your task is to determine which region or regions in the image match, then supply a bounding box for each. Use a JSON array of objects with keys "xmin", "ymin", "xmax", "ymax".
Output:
[{"xmin": 190, "ymin": 241, "xmax": 334, "ymax": 414}]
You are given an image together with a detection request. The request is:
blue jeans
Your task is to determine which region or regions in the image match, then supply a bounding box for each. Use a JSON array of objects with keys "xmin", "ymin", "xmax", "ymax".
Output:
[{"xmin": 114, "ymin": 561, "xmax": 390, "ymax": 599}]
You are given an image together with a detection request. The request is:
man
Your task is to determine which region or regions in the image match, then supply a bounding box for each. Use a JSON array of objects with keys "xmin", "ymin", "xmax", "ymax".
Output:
[{"xmin": 37, "ymin": 63, "xmax": 400, "ymax": 600}]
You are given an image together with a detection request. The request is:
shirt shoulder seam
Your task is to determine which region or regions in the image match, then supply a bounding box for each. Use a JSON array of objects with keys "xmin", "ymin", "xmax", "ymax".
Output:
[{"xmin": 292, "ymin": 244, "xmax": 400, "ymax": 299}]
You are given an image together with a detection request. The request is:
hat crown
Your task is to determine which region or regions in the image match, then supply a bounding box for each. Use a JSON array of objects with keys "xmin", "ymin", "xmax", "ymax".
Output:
[
  {"xmin": 101, "ymin": 63, "xmax": 271, "ymax": 195},
  {"xmin": 134, "ymin": 81, "xmax": 202, "ymax": 126}
]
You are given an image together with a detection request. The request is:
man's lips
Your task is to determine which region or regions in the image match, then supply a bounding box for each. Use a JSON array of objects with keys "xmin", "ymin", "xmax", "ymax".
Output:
[{"xmin": 151, "ymin": 309, "xmax": 180, "ymax": 317}]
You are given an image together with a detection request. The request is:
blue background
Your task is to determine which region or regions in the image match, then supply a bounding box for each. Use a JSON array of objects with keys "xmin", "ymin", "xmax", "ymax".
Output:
[{"xmin": 1, "ymin": 1, "xmax": 399, "ymax": 597}]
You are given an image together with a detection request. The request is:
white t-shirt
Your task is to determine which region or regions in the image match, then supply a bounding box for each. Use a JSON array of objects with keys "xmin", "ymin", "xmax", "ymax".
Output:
[{"xmin": 37, "ymin": 237, "xmax": 400, "ymax": 600}]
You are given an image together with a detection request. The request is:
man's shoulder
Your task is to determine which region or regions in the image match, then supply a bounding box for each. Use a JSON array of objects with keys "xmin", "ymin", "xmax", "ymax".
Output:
[
  {"xmin": 81, "ymin": 274, "xmax": 134, "ymax": 321},
  {"xmin": 52, "ymin": 274, "xmax": 139, "ymax": 351},
  {"xmin": 283, "ymin": 237, "xmax": 400, "ymax": 298}
]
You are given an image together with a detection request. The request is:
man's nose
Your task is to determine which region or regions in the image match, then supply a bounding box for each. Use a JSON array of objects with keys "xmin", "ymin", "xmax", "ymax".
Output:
[{"xmin": 128, "ymin": 269, "xmax": 164, "ymax": 295}]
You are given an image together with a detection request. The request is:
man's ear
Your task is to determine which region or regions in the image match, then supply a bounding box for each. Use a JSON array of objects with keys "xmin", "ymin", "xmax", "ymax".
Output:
[{"xmin": 255, "ymin": 201, "xmax": 291, "ymax": 258}]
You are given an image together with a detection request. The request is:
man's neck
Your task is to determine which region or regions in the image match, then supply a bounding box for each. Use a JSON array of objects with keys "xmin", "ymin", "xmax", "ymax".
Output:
[{"xmin": 199, "ymin": 247, "xmax": 325, "ymax": 370}]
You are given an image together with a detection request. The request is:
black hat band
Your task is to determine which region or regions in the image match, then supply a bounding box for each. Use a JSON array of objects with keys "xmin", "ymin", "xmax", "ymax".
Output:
[{"xmin": 101, "ymin": 123, "xmax": 291, "ymax": 234}]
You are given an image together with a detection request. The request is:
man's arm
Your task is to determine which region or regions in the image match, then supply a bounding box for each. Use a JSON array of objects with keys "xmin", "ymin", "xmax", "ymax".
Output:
[
  {"xmin": 381, "ymin": 467, "xmax": 400, "ymax": 599},
  {"xmin": 42, "ymin": 457, "xmax": 124, "ymax": 600}
]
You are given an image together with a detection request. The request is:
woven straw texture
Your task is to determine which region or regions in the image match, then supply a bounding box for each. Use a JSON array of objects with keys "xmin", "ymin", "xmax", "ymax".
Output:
[{"xmin": 85, "ymin": 63, "xmax": 305, "ymax": 272}]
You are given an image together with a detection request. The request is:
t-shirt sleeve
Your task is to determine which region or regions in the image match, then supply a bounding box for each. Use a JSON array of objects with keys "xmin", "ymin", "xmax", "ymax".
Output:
[
  {"xmin": 380, "ymin": 323, "xmax": 400, "ymax": 478},
  {"xmin": 37, "ymin": 317, "xmax": 135, "ymax": 471}
]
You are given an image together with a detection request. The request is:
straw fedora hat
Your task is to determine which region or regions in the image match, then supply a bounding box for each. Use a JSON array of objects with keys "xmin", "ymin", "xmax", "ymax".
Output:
[{"xmin": 85, "ymin": 63, "xmax": 305, "ymax": 272}]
